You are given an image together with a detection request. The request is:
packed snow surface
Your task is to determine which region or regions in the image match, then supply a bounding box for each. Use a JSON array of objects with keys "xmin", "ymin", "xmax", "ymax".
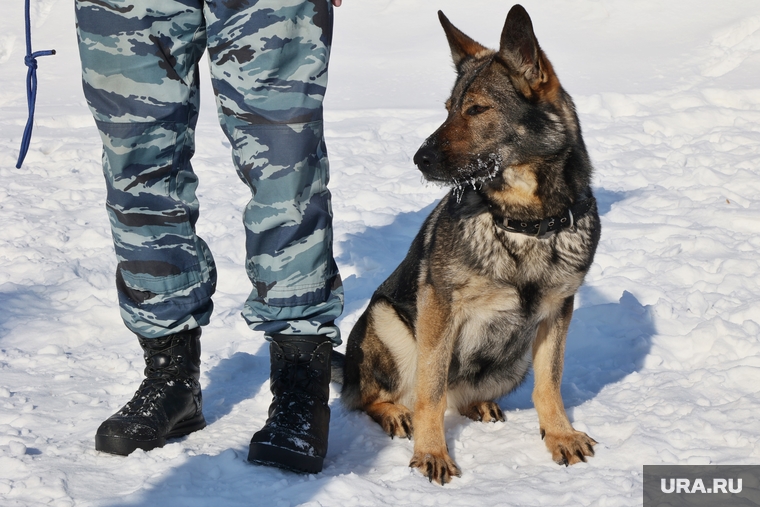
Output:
[{"xmin": 2, "ymin": 0, "xmax": 760, "ymax": 505}]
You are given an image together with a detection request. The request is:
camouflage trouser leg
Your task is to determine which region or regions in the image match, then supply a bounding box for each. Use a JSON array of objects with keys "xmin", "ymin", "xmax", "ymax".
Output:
[
  {"xmin": 75, "ymin": 0, "xmax": 343, "ymax": 343},
  {"xmin": 76, "ymin": 0, "xmax": 214, "ymax": 339},
  {"xmin": 205, "ymin": 0, "xmax": 343, "ymax": 343}
]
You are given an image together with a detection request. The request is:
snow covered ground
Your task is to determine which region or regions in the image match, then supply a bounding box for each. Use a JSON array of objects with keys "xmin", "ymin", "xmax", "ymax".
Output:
[{"xmin": 2, "ymin": 0, "xmax": 760, "ymax": 505}]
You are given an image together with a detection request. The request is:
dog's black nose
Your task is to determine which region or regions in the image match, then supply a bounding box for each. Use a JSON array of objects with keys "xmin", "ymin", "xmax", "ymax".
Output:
[{"xmin": 413, "ymin": 145, "xmax": 440, "ymax": 169}]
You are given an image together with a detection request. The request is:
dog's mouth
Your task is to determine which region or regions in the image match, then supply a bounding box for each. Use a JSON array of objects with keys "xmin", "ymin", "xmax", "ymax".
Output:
[{"xmin": 422, "ymin": 153, "xmax": 502, "ymax": 189}]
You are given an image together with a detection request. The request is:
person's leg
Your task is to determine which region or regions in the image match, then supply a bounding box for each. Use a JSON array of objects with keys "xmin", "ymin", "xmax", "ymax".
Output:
[
  {"xmin": 205, "ymin": 0, "xmax": 343, "ymax": 345},
  {"xmin": 76, "ymin": 0, "xmax": 211, "ymax": 454},
  {"xmin": 77, "ymin": 0, "xmax": 215, "ymax": 338},
  {"xmin": 204, "ymin": 0, "xmax": 342, "ymax": 473}
]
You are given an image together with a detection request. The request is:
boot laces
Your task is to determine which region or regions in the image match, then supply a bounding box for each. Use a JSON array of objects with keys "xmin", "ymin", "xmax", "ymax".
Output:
[
  {"xmin": 119, "ymin": 378, "xmax": 169, "ymax": 417},
  {"xmin": 118, "ymin": 338, "xmax": 189, "ymax": 417},
  {"xmin": 273, "ymin": 347, "xmax": 326, "ymax": 401},
  {"xmin": 145, "ymin": 340, "xmax": 179, "ymax": 378}
]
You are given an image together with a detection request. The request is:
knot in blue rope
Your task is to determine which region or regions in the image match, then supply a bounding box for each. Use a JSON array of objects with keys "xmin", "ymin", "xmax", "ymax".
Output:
[
  {"xmin": 24, "ymin": 54, "xmax": 38, "ymax": 69},
  {"xmin": 25, "ymin": 52, "xmax": 51, "ymax": 70}
]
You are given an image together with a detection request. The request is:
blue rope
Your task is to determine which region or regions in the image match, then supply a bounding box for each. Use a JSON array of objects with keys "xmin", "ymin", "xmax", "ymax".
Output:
[{"xmin": 16, "ymin": 0, "xmax": 56, "ymax": 169}]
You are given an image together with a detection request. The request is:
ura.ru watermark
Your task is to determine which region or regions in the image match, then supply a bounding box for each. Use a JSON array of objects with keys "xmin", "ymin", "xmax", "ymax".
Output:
[
  {"xmin": 644, "ymin": 465, "xmax": 759, "ymax": 507},
  {"xmin": 660, "ymin": 477, "xmax": 742, "ymax": 494}
]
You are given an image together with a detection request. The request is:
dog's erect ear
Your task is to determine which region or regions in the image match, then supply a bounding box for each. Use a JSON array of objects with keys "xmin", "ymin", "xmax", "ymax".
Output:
[
  {"xmin": 499, "ymin": 5, "xmax": 558, "ymax": 100},
  {"xmin": 438, "ymin": 11, "xmax": 488, "ymax": 67}
]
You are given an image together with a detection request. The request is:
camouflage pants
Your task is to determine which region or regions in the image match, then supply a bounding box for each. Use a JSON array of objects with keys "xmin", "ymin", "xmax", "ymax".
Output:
[{"xmin": 75, "ymin": 0, "xmax": 343, "ymax": 343}]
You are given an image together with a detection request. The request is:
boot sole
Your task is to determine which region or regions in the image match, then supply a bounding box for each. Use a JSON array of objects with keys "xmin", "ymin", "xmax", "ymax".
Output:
[
  {"xmin": 248, "ymin": 442, "xmax": 324, "ymax": 474},
  {"xmin": 95, "ymin": 413, "xmax": 207, "ymax": 456}
]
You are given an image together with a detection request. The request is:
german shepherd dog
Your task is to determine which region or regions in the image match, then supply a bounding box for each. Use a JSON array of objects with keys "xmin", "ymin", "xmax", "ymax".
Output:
[{"xmin": 335, "ymin": 5, "xmax": 601, "ymax": 484}]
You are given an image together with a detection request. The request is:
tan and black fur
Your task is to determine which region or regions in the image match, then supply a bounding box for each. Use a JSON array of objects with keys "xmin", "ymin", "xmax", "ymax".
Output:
[{"xmin": 334, "ymin": 5, "xmax": 601, "ymax": 484}]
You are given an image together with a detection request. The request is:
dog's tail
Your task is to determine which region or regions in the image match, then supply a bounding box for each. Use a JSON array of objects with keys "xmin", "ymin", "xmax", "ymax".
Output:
[{"xmin": 330, "ymin": 350, "xmax": 346, "ymax": 385}]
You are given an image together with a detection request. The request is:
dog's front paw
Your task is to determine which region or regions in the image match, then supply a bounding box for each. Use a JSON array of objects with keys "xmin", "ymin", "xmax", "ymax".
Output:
[
  {"xmin": 410, "ymin": 451, "xmax": 461, "ymax": 485},
  {"xmin": 460, "ymin": 401, "xmax": 505, "ymax": 423},
  {"xmin": 541, "ymin": 428, "xmax": 597, "ymax": 466}
]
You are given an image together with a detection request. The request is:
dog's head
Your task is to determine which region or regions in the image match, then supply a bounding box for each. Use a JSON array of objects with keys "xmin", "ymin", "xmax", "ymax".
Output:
[{"xmin": 415, "ymin": 5, "xmax": 588, "ymax": 211}]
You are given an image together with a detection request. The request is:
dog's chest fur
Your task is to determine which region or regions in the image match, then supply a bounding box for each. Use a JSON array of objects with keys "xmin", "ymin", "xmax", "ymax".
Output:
[{"xmin": 425, "ymin": 189, "xmax": 595, "ymax": 400}]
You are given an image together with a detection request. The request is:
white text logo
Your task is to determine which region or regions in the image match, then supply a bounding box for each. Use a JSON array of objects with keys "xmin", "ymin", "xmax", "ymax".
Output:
[{"xmin": 661, "ymin": 478, "xmax": 742, "ymax": 494}]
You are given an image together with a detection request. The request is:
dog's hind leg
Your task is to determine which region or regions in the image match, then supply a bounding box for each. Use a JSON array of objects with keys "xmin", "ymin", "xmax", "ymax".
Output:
[
  {"xmin": 365, "ymin": 400, "xmax": 413, "ymax": 439},
  {"xmin": 348, "ymin": 303, "xmax": 416, "ymax": 439},
  {"xmin": 459, "ymin": 401, "xmax": 505, "ymax": 423},
  {"xmin": 532, "ymin": 295, "xmax": 596, "ymax": 466}
]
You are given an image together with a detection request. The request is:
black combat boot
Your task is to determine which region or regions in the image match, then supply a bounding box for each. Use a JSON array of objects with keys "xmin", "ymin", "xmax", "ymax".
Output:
[
  {"xmin": 95, "ymin": 328, "xmax": 206, "ymax": 455},
  {"xmin": 248, "ymin": 335, "xmax": 332, "ymax": 474}
]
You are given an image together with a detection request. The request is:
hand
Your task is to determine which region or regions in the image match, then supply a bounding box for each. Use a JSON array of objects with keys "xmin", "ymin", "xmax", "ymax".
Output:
[{"xmin": 332, "ymin": 0, "xmax": 342, "ymax": 6}]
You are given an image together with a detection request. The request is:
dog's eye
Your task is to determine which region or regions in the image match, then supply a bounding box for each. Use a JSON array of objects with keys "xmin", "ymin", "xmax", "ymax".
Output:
[{"xmin": 466, "ymin": 105, "xmax": 490, "ymax": 116}]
